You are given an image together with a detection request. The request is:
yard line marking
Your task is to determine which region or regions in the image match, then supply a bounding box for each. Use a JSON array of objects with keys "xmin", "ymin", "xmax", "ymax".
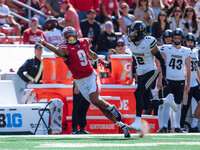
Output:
[{"xmin": 35, "ymin": 142, "xmax": 200, "ymax": 148}]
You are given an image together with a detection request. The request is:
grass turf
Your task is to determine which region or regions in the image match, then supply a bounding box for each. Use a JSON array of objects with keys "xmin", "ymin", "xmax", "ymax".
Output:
[{"xmin": 0, "ymin": 133, "xmax": 200, "ymax": 150}]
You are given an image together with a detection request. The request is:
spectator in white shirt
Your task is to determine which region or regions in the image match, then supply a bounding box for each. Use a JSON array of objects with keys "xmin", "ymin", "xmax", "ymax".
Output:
[{"xmin": 0, "ymin": 0, "xmax": 21, "ymax": 36}]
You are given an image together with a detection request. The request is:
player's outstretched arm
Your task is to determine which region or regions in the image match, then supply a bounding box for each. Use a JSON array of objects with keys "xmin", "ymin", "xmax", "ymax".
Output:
[{"xmin": 38, "ymin": 36, "xmax": 68, "ymax": 59}]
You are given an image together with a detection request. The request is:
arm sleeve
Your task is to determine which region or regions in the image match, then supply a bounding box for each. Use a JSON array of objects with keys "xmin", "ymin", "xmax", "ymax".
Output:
[
  {"xmin": 154, "ymin": 51, "xmax": 166, "ymax": 77},
  {"xmin": 132, "ymin": 56, "xmax": 137, "ymax": 74},
  {"xmin": 17, "ymin": 60, "xmax": 30, "ymax": 83}
]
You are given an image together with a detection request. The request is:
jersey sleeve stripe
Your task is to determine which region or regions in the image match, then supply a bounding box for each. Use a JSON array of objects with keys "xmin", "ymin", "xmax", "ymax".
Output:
[
  {"xmin": 150, "ymin": 39, "xmax": 156, "ymax": 47},
  {"xmin": 150, "ymin": 42, "xmax": 156, "ymax": 49}
]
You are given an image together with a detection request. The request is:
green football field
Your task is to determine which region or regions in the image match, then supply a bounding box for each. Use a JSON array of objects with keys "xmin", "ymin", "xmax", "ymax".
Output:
[{"xmin": 0, "ymin": 133, "xmax": 200, "ymax": 150}]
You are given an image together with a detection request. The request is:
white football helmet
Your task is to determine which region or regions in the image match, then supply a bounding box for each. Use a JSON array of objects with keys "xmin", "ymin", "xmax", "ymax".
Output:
[{"xmin": 62, "ymin": 26, "xmax": 77, "ymax": 44}]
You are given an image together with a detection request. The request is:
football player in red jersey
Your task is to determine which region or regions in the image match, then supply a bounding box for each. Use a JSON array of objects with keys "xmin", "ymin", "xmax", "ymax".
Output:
[{"xmin": 38, "ymin": 26, "xmax": 131, "ymax": 138}]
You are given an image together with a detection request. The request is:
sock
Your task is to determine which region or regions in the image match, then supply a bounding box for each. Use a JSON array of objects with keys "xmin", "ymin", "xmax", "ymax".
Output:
[
  {"xmin": 106, "ymin": 104, "xmax": 113, "ymax": 111},
  {"xmin": 162, "ymin": 103, "xmax": 170, "ymax": 128},
  {"xmin": 116, "ymin": 121, "xmax": 124, "ymax": 128},
  {"xmin": 134, "ymin": 116, "xmax": 141, "ymax": 125},
  {"xmin": 191, "ymin": 118, "xmax": 198, "ymax": 128},
  {"xmin": 162, "ymin": 97, "xmax": 168, "ymax": 104},
  {"xmin": 174, "ymin": 104, "xmax": 181, "ymax": 128},
  {"xmin": 158, "ymin": 104, "xmax": 163, "ymax": 128},
  {"xmin": 180, "ymin": 105, "xmax": 188, "ymax": 128},
  {"xmin": 169, "ymin": 107, "xmax": 175, "ymax": 129}
]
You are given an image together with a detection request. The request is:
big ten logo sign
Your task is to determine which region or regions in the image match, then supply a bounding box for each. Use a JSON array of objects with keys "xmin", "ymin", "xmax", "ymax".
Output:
[
  {"xmin": 0, "ymin": 113, "xmax": 22, "ymax": 128},
  {"xmin": 119, "ymin": 100, "xmax": 129, "ymax": 110},
  {"xmin": 120, "ymin": 61, "xmax": 132, "ymax": 80}
]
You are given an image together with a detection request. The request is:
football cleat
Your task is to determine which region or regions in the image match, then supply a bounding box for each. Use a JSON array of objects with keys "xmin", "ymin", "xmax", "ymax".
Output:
[
  {"xmin": 127, "ymin": 122, "xmax": 142, "ymax": 132},
  {"xmin": 110, "ymin": 105, "xmax": 122, "ymax": 121},
  {"xmin": 71, "ymin": 129, "xmax": 79, "ymax": 135},
  {"xmin": 164, "ymin": 94, "xmax": 178, "ymax": 112},
  {"xmin": 121, "ymin": 125, "xmax": 131, "ymax": 138},
  {"xmin": 79, "ymin": 129, "xmax": 91, "ymax": 134},
  {"xmin": 189, "ymin": 127, "xmax": 199, "ymax": 133},
  {"xmin": 174, "ymin": 128, "xmax": 183, "ymax": 133},
  {"xmin": 157, "ymin": 128, "xmax": 164, "ymax": 133},
  {"xmin": 161, "ymin": 127, "xmax": 168, "ymax": 133}
]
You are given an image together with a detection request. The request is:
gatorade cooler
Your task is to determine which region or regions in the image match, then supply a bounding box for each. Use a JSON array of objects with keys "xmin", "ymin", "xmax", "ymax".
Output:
[
  {"xmin": 55, "ymin": 57, "xmax": 73, "ymax": 84},
  {"xmin": 110, "ymin": 55, "xmax": 133, "ymax": 85},
  {"xmin": 96, "ymin": 55, "xmax": 106, "ymax": 73},
  {"xmin": 96, "ymin": 55, "xmax": 114, "ymax": 84},
  {"xmin": 41, "ymin": 55, "xmax": 56, "ymax": 83}
]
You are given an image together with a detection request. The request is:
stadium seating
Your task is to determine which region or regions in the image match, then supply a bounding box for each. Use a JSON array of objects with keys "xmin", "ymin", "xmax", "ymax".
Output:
[{"xmin": 0, "ymin": 36, "xmax": 23, "ymax": 44}]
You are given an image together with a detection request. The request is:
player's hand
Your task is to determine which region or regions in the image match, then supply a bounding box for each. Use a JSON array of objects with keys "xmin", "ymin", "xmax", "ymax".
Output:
[
  {"xmin": 162, "ymin": 77, "xmax": 168, "ymax": 89},
  {"xmin": 37, "ymin": 34, "xmax": 46, "ymax": 46},
  {"xmin": 28, "ymin": 81, "xmax": 34, "ymax": 84},
  {"xmin": 184, "ymin": 85, "xmax": 190, "ymax": 95},
  {"xmin": 74, "ymin": 86, "xmax": 80, "ymax": 95}
]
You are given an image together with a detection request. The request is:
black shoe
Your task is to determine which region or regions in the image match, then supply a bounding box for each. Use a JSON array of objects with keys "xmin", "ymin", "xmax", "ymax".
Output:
[
  {"xmin": 71, "ymin": 129, "xmax": 79, "ymax": 135},
  {"xmin": 110, "ymin": 105, "xmax": 122, "ymax": 121},
  {"xmin": 121, "ymin": 125, "xmax": 131, "ymax": 138},
  {"xmin": 174, "ymin": 128, "xmax": 183, "ymax": 133},
  {"xmin": 162, "ymin": 127, "xmax": 168, "ymax": 133},
  {"xmin": 157, "ymin": 129, "xmax": 164, "ymax": 133},
  {"xmin": 79, "ymin": 129, "xmax": 91, "ymax": 134},
  {"xmin": 190, "ymin": 127, "xmax": 199, "ymax": 132}
]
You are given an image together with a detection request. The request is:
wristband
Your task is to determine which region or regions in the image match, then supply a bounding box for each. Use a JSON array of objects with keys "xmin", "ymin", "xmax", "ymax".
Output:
[
  {"xmin": 41, "ymin": 41, "xmax": 46, "ymax": 46},
  {"xmin": 94, "ymin": 57, "xmax": 100, "ymax": 61}
]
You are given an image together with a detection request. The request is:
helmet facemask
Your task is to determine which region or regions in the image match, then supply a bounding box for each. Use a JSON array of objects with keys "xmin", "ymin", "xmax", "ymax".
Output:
[
  {"xmin": 185, "ymin": 33, "xmax": 196, "ymax": 49},
  {"xmin": 128, "ymin": 21, "xmax": 146, "ymax": 43},
  {"xmin": 129, "ymin": 30, "xmax": 140, "ymax": 42},
  {"xmin": 64, "ymin": 30, "xmax": 77, "ymax": 44}
]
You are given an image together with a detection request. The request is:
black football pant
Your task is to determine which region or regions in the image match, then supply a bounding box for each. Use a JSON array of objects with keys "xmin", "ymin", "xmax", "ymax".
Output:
[{"xmin": 72, "ymin": 84, "xmax": 90, "ymax": 130}]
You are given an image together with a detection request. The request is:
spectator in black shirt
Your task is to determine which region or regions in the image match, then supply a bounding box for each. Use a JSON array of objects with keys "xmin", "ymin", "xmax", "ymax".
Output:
[
  {"xmin": 95, "ymin": 21, "xmax": 118, "ymax": 60},
  {"xmin": 17, "ymin": 43, "xmax": 43, "ymax": 84},
  {"xmin": 80, "ymin": 9, "xmax": 101, "ymax": 51}
]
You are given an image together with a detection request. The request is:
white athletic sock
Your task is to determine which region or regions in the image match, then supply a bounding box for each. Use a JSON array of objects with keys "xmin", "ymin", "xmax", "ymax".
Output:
[
  {"xmin": 191, "ymin": 118, "xmax": 199, "ymax": 128},
  {"xmin": 170, "ymin": 107, "xmax": 175, "ymax": 129},
  {"xmin": 107, "ymin": 104, "xmax": 113, "ymax": 111},
  {"xmin": 158, "ymin": 104, "xmax": 163, "ymax": 129},
  {"xmin": 134, "ymin": 116, "xmax": 141, "ymax": 125},
  {"xmin": 116, "ymin": 121, "xmax": 124, "ymax": 128},
  {"xmin": 162, "ymin": 103, "xmax": 170, "ymax": 128},
  {"xmin": 174, "ymin": 104, "xmax": 181, "ymax": 128}
]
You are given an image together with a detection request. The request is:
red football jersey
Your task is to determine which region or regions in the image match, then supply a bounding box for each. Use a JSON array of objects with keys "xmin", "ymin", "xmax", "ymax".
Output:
[
  {"xmin": 23, "ymin": 28, "xmax": 46, "ymax": 44},
  {"xmin": 59, "ymin": 38, "xmax": 94, "ymax": 79}
]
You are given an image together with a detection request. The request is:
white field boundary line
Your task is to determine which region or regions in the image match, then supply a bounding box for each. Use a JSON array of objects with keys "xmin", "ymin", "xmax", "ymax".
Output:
[
  {"xmin": 0, "ymin": 133, "xmax": 200, "ymax": 138},
  {"xmin": 152, "ymin": 137, "xmax": 200, "ymax": 140},
  {"xmin": 35, "ymin": 142, "xmax": 200, "ymax": 148}
]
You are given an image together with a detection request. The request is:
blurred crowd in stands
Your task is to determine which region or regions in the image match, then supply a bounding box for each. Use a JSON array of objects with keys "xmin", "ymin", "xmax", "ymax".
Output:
[{"xmin": 0, "ymin": 0, "xmax": 200, "ymax": 54}]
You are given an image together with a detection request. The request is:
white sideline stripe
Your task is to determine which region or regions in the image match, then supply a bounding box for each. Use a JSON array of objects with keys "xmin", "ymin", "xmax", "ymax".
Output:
[
  {"xmin": 28, "ymin": 84, "xmax": 137, "ymax": 89},
  {"xmin": 1, "ymin": 133, "xmax": 200, "ymax": 138},
  {"xmin": 36, "ymin": 142, "xmax": 200, "ymax": 148},
  {"xmin": 66, "ymin": 96, "xmax": 121, "ymax": 100},
  {"xmin": 152, "ymin": 137, "xmax": 200, "ymax": 140}
]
